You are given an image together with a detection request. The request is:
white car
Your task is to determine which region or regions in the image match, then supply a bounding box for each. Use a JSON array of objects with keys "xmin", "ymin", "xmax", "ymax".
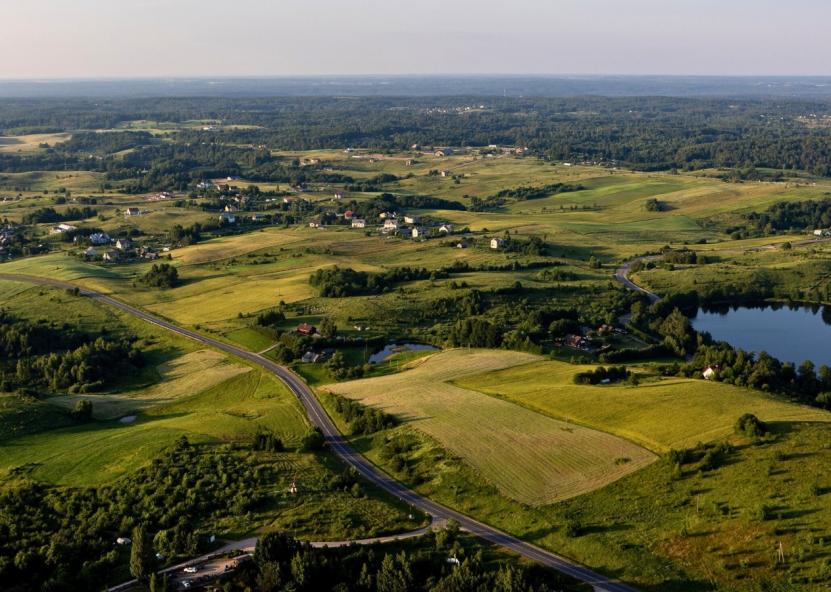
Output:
[{"xmin": 183, "ymin": 566, "xmax": 198, "ymax": 574}]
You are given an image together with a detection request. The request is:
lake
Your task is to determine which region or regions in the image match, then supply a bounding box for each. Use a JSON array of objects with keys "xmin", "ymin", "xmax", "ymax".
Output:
[{"xmin": 691, "ymin": 304, "xmax": 831, "ymax": 369}]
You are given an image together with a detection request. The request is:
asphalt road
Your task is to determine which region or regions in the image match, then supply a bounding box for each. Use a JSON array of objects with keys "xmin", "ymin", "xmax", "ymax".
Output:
[
  {"xmin": 613, "ymin": 256, "xmax": 660, "ymax": 303},
  {"xmin": 0, "ymin": 273, "xmax": 639, "ymax": 592}
]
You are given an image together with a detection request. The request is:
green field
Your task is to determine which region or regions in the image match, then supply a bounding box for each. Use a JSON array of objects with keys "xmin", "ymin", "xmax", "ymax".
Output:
[
  {"xmin": 324, "ymin": 349, "xmax": 656, "ymax": 505},
  {"xmin": 0, "ymin": 283, "xmax": 310, "ymax": 486},
  {"xmin": 455, "ymin": 359, "xmax": 831, "ymax": 451}
]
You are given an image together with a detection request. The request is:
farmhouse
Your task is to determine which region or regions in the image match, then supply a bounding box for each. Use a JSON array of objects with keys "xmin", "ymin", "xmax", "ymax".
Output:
[
  {"xmin": 250, "ymin": 213, "xmax": 266, "ymax": 222},
  {"xmin": 379, "ymin": 211, "xmax": 396, "ymax": 220},
  {"xmin": 383, "ymin": 219, "xmax": 400, "ymax": 232},
  {"xmin": 813, "ymin": 228, "xmax": 831, "ymax": 237},
  {"xmin": 334, "ymin": 191, "xmax": 344, "ymax": 200},
  {"xmin": 139, "ymin": 246, "xmax": 158, "ymax": 260},
  {"xmin": 404, "ymin": 215, "xmax": 419, "ymax": 224},
  {"xmin": 219, "ymin": 212, "xmax": 236, "ymax": 224},
  {"xmin": 405, "ymin": 159, "xmax": 415, "ymax": 166},
  {"xmin": 438, "ymin": 224, "xmax": 454, "ymax": 234},
  {"xmin": 490, "ymin": 238, "xmax": 506, "ymax": 250},
  {"xmin": 351, "ymin": 218, "xmax": 366, "ymax": 228},
  {"xmin": 343, "ymin": 210, "xmax": 354, "ymax": 220},
  {"xmin": 435, "ymin": 148, "xmax": 453, "ymax": 157},
  {"xmin": 102, "ymin": 249, "xmax": 120, "ymax": 262},
  {"xmin": 296, "ymin": 323, "xmax": 317, "ymax": 336},
  {"xmin": 440, "ymin": 170, "xmax": 450, "ymax": 177},
  {"xmin": 412, "ymin": 226, "xmax": 427, "ymax": 239},
  {"xmin": 115, "ymin": 239, "xmax": 132, "ymax": 251},
  {"xmin": 124, "ymin": 207, "xmax": 141, "ymax": 217},
  {"xmin": 83, "ymin": 247, "xmax": 97, "ymax": 258}
]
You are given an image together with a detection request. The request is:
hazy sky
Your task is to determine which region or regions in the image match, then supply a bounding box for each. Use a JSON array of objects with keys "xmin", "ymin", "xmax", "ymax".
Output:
[{"xmin": 3, "ymin": 0, "xmax": 830, "ymax": 78}]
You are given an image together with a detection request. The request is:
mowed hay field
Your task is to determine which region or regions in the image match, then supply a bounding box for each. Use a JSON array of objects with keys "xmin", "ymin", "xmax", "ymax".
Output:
[
  {"xmin": 456, "ymin": 360, "xmax": 831, "ymax": 452},
  {"xmin": 324, "ymin": 349, "xmax": 656, "ymax": 505}
]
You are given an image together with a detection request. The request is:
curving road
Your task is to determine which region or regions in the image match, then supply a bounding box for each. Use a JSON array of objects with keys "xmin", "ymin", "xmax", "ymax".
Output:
[
  {"xmin": 0, "ymin": 273, "xmax": 638, "ymax": 592},
  {"xmin": 613, "ymin": 256, "xmax": 660, "ymax": 303}
]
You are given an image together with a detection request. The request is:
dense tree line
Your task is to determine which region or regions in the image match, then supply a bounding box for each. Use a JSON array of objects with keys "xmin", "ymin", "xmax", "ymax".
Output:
[
  {"xmin": 326, "ymin": 392, "xmax": 398, "ymax": 435},
  {"xmin": 732, "ymin": 198, "xmax": 831, "ymax": 237},
  {"xmin": 64, "ymin": 131, "xmax": 154, "ymax": 153},
  {"xmin": 0, "ymin": 311, "xmax": 143, "ymax": 393},
  {"xmin": 309, "ymin": 266, "xmax": 438, "ymax": 297},
  {"xmin": 490, "ymin": 182, "xmax": 584, "ymax": 201},
  {"xmin": 573, "ymin": 366, "xmax": 631, "ymax": 385},
  {"xmin": 21, "ymin": 206, "xmax": 97, "ymax": 224},
  {"xmin": 227, "ymin": 528, "xmax": 568, "ymax": 592}
]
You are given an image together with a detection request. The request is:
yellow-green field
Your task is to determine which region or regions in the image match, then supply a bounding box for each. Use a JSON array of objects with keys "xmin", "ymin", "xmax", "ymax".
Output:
[
  {"xmin": 323, "ymin": 349, "xmax": 656, "ymax": 505},
  {"xmin": 0, "ymin": 133, "xmax": 70, "ymax": 153},
  {"xmin": 456, "ymin": 359, "xmax": 831, "ymax": 451}
]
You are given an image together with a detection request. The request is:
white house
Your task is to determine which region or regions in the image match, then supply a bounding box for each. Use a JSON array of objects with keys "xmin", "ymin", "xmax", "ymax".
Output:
[
  {"xmin": 219, "ymin": 212, "xmax": 236, "ymax": 224},
  {"xmin": 51, "ymin": 223, "xmax": 78, "ymax": 234},
  {"xmin": 404, "ymin": 215, "xmax": 419, "ymax": 224},
  {"xmin": 115, "ymin": 239, "xmax": 132, "ymax": 251},
  {"xmin": 102, "ymin": 249, "xmax": 120, "ymax": 262},
  {"xmin": 438, "ymin": 224, "xmax": 454, "ymax": 234},
  {"xmin": 412, "ymin": 226, "xmax": 426, "ymax": 239},
  {"xmin": 435, "ymin": 148, "xmax": 453, "ymax": 157},
  {"xmin": 383, "ymin": 219, "xmax": 400, "ymax": 231},
  {"xmin": 490, "ymin": 238, "xmax": 506, "ymax": 250},
  {"xmin": 124, "ymin": 207, "xmax": 141, "ymax": 217},
  {"xmin": 351, "ymin": 218, "xmax": 367, "ymax": 229},
  {"xmin": 89, "ymin": 232, "xmax": 111, "ymax": 245}
]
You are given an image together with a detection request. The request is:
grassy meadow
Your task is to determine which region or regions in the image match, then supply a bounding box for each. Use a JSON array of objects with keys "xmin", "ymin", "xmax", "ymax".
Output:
[
  {"xmin": 0, "ymin": 282, "xmax": 309, "ymax": 486},
  {"xmin": 455, "ymin": 359, "xmax": 831, "ymax": 452}
]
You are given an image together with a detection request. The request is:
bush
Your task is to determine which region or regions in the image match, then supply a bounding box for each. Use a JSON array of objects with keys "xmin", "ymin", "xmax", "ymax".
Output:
[
  {"xmin": 299, "ymin": 427, "xmax": 325, "ymax": 452},
  {"xmin": 71, "ymin": 399, "xmax": 93, "ymax": 422},
  {"xmin": 140, "ymin": 263, "xmax": 179, "ymax": 289},
  {"xmin": 735, "ymin": 413, "xmax": 767, "ymax": 438}
]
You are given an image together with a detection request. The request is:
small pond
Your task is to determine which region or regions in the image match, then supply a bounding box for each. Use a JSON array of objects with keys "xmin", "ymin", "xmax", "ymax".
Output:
[
  {"xmin": 691, "ymin": 304, "xmax": 831, "ymax": 368},
  {"xmin": 368, "ymin": 343, "xmax": 439, "ymax": 364}
]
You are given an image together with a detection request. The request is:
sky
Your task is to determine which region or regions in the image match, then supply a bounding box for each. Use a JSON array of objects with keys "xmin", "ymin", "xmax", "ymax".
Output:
[{"xmin": 3, "ymin": 0, "xmax": 831, "ymax": 78}]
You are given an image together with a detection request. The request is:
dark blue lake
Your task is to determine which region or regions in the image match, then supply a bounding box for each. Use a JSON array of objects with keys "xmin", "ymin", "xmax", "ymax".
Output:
[
  {"xmin": 691, "ymin": 304, "xmax": 831, "ymax": 369},
  {"xmin": 368, "ymin": 343, "xmax": 439, "ymax": 364}
]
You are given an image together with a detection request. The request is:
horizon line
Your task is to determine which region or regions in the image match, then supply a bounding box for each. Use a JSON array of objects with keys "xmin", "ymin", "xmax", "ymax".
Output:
[{"xmin": 3, "ymin": 73, "xmax": 831, "ymax": 83}]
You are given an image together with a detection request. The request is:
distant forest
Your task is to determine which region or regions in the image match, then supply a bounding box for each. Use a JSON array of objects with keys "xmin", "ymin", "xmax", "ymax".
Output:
[{"xmin": 4, "ymin": 96, "xmax": 831, "ymax": 184}]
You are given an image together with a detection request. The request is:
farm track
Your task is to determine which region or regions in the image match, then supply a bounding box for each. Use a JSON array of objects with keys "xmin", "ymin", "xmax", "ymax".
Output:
[{"xmin": 0, "ymin": 272, "xmax": 639, "ymax": 592}]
